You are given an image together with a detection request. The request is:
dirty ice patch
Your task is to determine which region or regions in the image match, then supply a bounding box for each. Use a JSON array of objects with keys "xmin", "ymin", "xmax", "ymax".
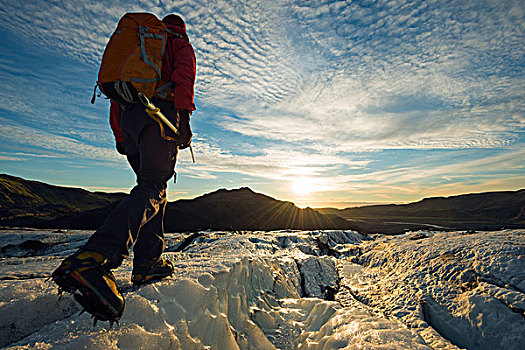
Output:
[{"xmin": 349, "ymin": 230, "xmax": 525, "ymax": 350}]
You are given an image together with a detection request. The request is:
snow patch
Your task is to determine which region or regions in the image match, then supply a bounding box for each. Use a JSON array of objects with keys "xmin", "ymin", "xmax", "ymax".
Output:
[{"xmin": 1, "ymin": 229, "xmax": 523, "ymax": 349}]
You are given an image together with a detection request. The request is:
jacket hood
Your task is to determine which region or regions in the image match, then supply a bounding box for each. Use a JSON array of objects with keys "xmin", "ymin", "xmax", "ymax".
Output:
[
  {"xmin": 163, "ymin": 14, "xmax": 186, "ymax": 31},
  {"xmin": 163, "ymin": 15, "xmax": 189, "ymax": 41}
]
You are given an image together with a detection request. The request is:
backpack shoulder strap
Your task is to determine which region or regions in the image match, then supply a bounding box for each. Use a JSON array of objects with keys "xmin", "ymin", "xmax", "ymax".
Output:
[{"xmin": 165, "ymin": 28, "xmax": 187, "ymax": 41}]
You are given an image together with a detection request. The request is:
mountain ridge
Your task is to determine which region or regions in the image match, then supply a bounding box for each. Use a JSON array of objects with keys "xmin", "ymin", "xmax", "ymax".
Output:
[
  {"xmin": 1, "ymin": 174, "xmax": 524, "ymax": 233},
  {"xmin": 0, "ymin": 173, "xmax": 126, "ymax": 222},
  {"xmin": 317, "ymin": 188, "xmax": 525, "ymax": 230},
  {"xmin": 0, "ymin": 175, "xmax": 353, "ymax": 231}
]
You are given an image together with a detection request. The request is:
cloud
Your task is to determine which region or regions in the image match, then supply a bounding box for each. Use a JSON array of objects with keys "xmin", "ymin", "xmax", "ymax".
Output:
[
  {"xmin": 179, "ymin": 136, "xmax": 370, "ymax": 181},
  {"xmin": 219, "ymin": 0, "xmax": 524, "ymax": 151},
  {"xmin": 1, "ymin": 1, "xmax": 522, "ymax": 151},
  {"xmin": 0, "ymin": 155, "xmax": 24, "ymax": 161},
  {"xmin": 0, "ymin": 0, "xmax": 141, "ymax": 65},
  {"xmin": 0, "ymin": 117, "xmax": 126, "ymax": 164},
  {"xmin": 318, "ymin": 148, "xmax": 525, "ymax": 197},
  {"xmin": 0, "ymin": 152, "xmax": 62, "ymax": 159},
  {"xmin": 0, "ymin": 0, "xmax": 522, "ymax": 202}
]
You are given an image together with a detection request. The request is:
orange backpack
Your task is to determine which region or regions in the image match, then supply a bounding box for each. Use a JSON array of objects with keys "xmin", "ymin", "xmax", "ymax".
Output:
[{"xmin": 92, "ymin": 13, "xmax": 172, "ymax": 105}]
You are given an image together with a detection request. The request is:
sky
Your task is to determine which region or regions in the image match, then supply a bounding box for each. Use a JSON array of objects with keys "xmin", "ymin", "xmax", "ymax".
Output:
[{"xmin": 0, "ymin": 0, "xmax": 523, "ymax": 208}]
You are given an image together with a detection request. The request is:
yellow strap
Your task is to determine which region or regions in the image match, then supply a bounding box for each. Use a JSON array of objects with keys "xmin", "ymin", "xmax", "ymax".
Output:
[
  {"xmin": 146, "ymin": 107, "xmax": 161, "ymax": 116},
  {"xmin": 145, "ymin": 108, "xmax": 178, "ymax": 142}
]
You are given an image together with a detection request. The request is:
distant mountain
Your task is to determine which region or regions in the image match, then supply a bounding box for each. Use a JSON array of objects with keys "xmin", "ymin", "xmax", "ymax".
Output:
[
  {"xmin": 0, "ymin": 174, "xmax": 126, "ymax": 225},
  {"xmin": 163, "ymin": 187, "xmax": 352, "ymax": 231},
  {"xmin": 6, "ymin": 187, "xmax": 353, "ymax": 231},
  {"xmin": 1, "ymin": 174, "xmax": 524, "ymax": 233},
  {"xmin": 318, "ymin": 189, "xmax": 525, "ymax": 230},
  {"xmin": 0, "ymin": 174, "xmax": 352, "ymax": 231}
]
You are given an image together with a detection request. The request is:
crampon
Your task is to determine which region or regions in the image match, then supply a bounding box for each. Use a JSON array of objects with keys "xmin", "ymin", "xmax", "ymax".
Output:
[
  {"xmin": 52, "ymin": 250, "xmax": 125, "ymax": 326},
  {"xmin": 131, "ymin": 258, "xmax": 174, "ymax": 287}
]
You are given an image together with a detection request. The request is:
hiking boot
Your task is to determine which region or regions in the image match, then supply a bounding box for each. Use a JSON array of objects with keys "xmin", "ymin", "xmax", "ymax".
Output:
[
  {"xmin": 52, "ymin": 250, "xmax": 125, "ymax": 323},
  {"xmin": 131, "ymin": 258, "xmax": 174, "ymax": 286}
]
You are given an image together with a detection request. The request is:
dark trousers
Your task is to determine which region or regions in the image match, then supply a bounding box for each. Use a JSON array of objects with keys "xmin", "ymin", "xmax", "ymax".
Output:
[{"xmin": 83, "ymin": 100, "xmax": 178, "ymax": 269}]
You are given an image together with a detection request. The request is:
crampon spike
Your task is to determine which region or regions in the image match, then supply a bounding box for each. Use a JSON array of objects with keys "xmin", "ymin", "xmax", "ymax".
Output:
[
  {"xmin": 93, "ymin": 317, "xmax": 99, "ymax": 327},
  {"xmin": 111, "ymin": 319, "xmax": 120, "ymax": 330},
  {"xmin": 56, "ymin": 291, "xmax": 64, "ymax": 305}
]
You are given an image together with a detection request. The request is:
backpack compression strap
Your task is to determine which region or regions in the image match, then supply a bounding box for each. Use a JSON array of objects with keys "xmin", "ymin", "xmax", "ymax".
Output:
[{"xmin": 133, "ymin": 25, "xmax": 164, "ymax": 83}]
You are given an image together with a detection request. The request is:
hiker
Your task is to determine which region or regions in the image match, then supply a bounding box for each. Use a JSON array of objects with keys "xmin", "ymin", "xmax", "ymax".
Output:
[{"xmin": 52, "ymin": 14, "xmax": 196, "ymax": 324}]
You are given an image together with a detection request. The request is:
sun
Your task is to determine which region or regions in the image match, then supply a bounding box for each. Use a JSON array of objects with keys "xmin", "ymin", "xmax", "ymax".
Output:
[{"xmin": 292, "ymin": 178, "xmax": 315, "ymax": 196}]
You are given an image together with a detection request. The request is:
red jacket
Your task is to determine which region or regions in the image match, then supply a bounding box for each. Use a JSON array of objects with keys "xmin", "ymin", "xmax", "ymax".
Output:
[
  {"xmin": 110, "ymin": 100, "xmax": 123, "ymax": 142},
  {"xmin": 110, "ymin": 19, "xmax": 196, "ymax": 143},
  {"xmin": 162, "ymin": 22, "xmax": 196, "ymax": 112}
]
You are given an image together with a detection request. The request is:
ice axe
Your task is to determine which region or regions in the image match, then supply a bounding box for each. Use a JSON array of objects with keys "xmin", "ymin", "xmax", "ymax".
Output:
[{"xmin": 138, "ymin": 92, "xmax": 195, "ymax": 163}]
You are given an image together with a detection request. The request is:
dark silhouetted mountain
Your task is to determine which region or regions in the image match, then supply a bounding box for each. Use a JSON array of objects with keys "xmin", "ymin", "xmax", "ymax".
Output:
[
  {"xmin": 0, "ymin": 174, "xmax": 126, "ymax": 224},
  {"xmin": 23, "ymin": 187, "xmax": 352, "ymax": 231},
  {"xmin": 319, "ymin": 189, "xmax": 525, "ymax": 230},
  {"xmin": 1, "ymin": 174, "xmax": 524, "ymax": 233},
  {"xmin": 163, "ymin": 187, "xmax": 351, "ymax": 231}
]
